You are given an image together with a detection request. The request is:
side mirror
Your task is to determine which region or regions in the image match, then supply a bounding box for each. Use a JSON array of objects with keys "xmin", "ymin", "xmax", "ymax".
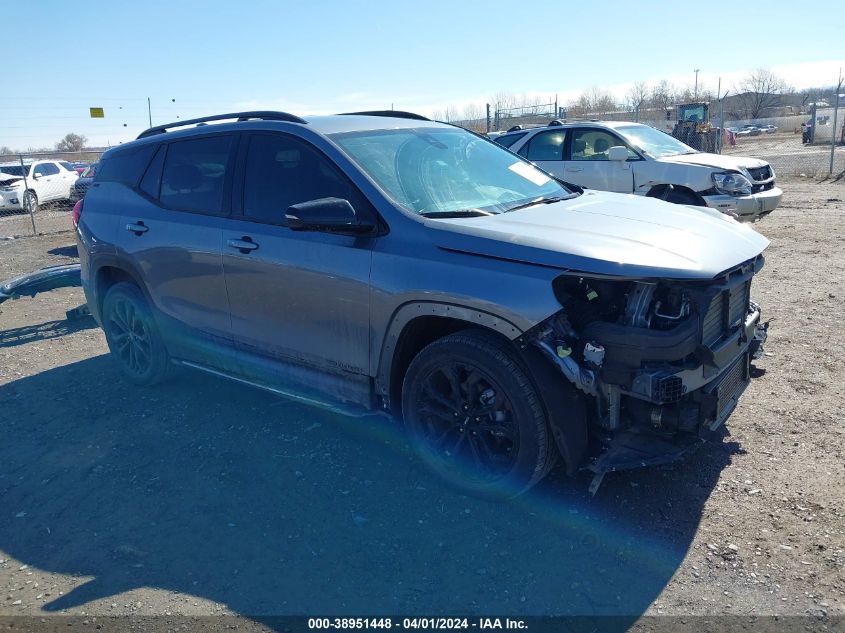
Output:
[
  {"xmin": 608, "ymin": 146, "xmax": 629, "ymax": 162},
  {"xmin": 286, "ymin": 197, "xmax": 374, "ymax": 234},
  {"xmin": 32, "ymin": 173, "xmax": 40, "ymax": 180}
]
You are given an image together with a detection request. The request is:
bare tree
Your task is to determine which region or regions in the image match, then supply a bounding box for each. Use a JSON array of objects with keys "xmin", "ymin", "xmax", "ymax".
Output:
[
  {"xmin": 462, "ymin": 103, "xmax": 484, "ymax": 123},
  {"xmin": 568, "ymin": 87, "xmax": 616, "ymax": 116},
  {"xmin": 55, "ymin": 133, "xmax": 88, "ymax": 153},
  {"xmin": 650, "ymin": 80, "xmax": 677, "ymax": 113},
  {"xmin": 735, "ymin": 68, "xmax": 790, "ymax": 119},
  {"xmin": 490, "ymin": 92, "xmax": 518, "ymax": 111},
  {"xmin": 625, "ymin": 81, "xmax": 649, "ymax": 112}
]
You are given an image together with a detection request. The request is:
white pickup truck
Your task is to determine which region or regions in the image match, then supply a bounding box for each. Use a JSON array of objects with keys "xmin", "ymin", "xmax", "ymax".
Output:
[{"xmin": 492, "ymin": 120, "xmax": 782, "ymax": 220}]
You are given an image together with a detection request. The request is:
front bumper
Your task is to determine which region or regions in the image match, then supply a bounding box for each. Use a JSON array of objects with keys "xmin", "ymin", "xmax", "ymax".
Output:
[
  {"xmin": 702, "ymin": 186, "xmax": 783, "ymax": 220},
  {"xmin": 0, "ymin": 189, "xmax": 24, "ymax": 211}
]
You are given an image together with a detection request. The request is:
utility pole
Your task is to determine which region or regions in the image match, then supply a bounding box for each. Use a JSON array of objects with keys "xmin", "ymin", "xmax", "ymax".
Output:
[
  {"xmin": 694, "ymin": 69, "xmax": 700, "ymax": 100},
  {"xmin": 147, "ymin": 97, "xmax": 152, "ymax": 127}
]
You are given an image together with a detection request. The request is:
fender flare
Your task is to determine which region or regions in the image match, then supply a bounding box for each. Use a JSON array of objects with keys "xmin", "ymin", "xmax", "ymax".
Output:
[
  {"xmin": 518, "ymin": 344, "xmax": 589, "ymax": 474},
  {"xmin": 89, "ymin": 253, "xmax": 154, "ymax": 319},
  {"xmin": 374, "ymin": 301, "xmax": 523, "ymax": 397}
]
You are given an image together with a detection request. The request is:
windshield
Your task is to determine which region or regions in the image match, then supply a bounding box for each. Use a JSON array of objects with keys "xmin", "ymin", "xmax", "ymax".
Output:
[
  {"xmin": 330, "ymin": 127, "xmax": 573, "ymax": 216},
  {"xmin": 0, "ymin": 165, "xmax": 26, "ymax": 177},
  {"xmin": 616, "ymin": 125, "xmax": 697, "ymax": 158}
]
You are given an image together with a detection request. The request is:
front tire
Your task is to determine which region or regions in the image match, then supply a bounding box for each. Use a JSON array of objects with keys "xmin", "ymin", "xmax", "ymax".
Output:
[
  {"xmin": 23, "ymin": 190, "xmax": 38, "ymax": 214},
  {"xmin": 665, "ymin": 189, "xmax": 702, "ymax": 206},
  {"xmin": 401, "ymin": 330, "xmax": 555, "ymax": 498},
  {"xmin": 101, "ymin": 282, "xmax": 169, "ymax": 385}
]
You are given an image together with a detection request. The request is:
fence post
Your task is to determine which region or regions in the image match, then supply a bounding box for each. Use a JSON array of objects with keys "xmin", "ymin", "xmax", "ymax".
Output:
[
  {"xmin": 830, "ymin": 71, "xmax": 843, "ymax": 175},
  {"xmin": 18, "ymin": 154, "xmax": 36, "ymax": 235}
]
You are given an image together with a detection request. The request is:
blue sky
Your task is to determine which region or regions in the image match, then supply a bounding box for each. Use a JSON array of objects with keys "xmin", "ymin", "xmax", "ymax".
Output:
[{"xmin": 2, "ymin": 0, "xmax": 843, "ymax": 149}]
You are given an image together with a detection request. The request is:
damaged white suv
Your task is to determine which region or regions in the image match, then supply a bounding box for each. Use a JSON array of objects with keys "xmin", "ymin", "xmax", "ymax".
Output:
[
  {"xmin": 0, "ymin": 160, "xmax": 79, "ymax": 213},
  {"xmin": 494, "ymin": 121, "xmax": 782, "ymax": 220}
]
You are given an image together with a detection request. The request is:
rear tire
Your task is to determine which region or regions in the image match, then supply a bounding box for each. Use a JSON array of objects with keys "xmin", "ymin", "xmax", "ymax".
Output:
[
  {"xmin": 401, "ymin": 330, "xmax": 555, "ymax": 498},
  {"xmin": 101, "ymin": 282, "xmax": 169, "ymax": 386}
]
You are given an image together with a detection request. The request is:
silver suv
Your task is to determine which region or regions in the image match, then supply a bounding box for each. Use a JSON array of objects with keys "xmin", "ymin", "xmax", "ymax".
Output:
[
  {"xmin": 76, "ymin": 111, "xmax": 769, "ymax": 496},
  {"xmin": 493, "ymin": 121, "xmax": 782, "ymax": 220}
]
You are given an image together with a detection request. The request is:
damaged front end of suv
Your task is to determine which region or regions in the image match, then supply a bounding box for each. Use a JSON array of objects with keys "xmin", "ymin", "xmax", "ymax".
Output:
[{"xmin": 522, "ymin": 256, "xmax": 769, "ymax": 492}]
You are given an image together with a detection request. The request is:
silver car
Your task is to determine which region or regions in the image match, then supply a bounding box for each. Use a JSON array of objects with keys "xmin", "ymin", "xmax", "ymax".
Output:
[{"xmin": 76, "ymin": 111, "xmax": 769, "ymax": 497}]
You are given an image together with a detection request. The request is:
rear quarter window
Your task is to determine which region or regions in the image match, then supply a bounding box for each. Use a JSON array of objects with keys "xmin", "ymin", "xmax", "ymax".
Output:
[{"xmin": 96, "ymin": 143, "xmax": 158, "ymax": 187}]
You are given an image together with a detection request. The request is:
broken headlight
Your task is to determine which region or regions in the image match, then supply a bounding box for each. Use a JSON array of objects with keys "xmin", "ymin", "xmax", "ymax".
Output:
[{"xmin": 712, "ymin": 171, "xmax": 752, "ymax": 196}]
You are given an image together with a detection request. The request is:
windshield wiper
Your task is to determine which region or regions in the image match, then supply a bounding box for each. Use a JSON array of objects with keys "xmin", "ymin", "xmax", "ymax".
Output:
[
  {"xmin": 504, "ymin": 196, "xmax": 567, "ymax": 213},
  {"xmin": 419, "ymin": 209, "xmax": 497, "ymax": 218}
]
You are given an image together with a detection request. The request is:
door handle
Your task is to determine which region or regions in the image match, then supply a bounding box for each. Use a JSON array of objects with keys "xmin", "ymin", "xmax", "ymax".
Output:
[
  {"xmin": 125, "ymin": 222, "xmax": 148, "ymax": 235},
  {"xmin": 567, "ymin": 167, "xmax": 584, "ymax": 173},
  {"xmin": 227, "ymin": 237, "xmax": 259, "ymax": 253}
]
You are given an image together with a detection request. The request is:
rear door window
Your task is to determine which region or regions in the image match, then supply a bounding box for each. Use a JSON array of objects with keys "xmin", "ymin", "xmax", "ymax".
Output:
[
  {"xmin": 520, "ymin": 130, "xmax": 567, "ymax": 161},
  {"xmin": 494, "ymin": 133, "xmax": 527, "ymax": 149},
  {"xmin": 159, "ymin": 135, "xmax": 233, "ymax": 213}
]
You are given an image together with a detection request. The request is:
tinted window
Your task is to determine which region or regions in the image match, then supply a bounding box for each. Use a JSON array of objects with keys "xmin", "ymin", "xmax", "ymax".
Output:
[
  {"xmin": 34, "ymin": 163, "xmax": 60, "ymax": 177},
  {"xmin": 523, "ymin": 130, "xmax": 566, "ymax": 161},
  {"xmin": 160, "ymin": 136, "xmax": 232, "ymax": 213},
  {"xmin": 243, "ymin": 134, "xmax": 361, "ymax": 224},
  {"xmin": 138, "ymin": 146, "xmax": 164, "ymax": 198},
  {"xmin": 59, "ymin": 161, "xmax": 75, "ymax": 172},
  {"xmin": 570, "ymin": 129, "xmax": 637, "ymax": 161},
  {"xmin": 0, "ymin": 165, "xmax": 27, "ymax": 177},
  {"xmin": 97, "ymin": 143, "xmax": 158, "ymax": 186},
  {"xmin": 494, "ymin": 133, "xmax": 527, "ymax": 148}
]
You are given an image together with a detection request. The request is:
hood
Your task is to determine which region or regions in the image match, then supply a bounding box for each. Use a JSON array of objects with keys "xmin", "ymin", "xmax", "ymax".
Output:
[
  {"xmin": 428, "ymin": 191, "xmax": 769, "ymax": 280},
  {"xmin": 658, "ymin": 152, "xmax": 768, "ymax": 172},
  {"xmin": 0, "ymin": 174, "xmax": 23, "ymax": 187}
]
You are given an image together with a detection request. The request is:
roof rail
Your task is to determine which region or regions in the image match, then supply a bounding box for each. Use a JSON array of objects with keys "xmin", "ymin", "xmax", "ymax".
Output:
[
  {"xmin": 548, "ymin": 119, "xmax": 566, "ymax": 126},
  {"xmin": 339, "ymin": 110, "xmax": 430, "ymax": 121},
  {"xmin": 136, "ymin": 111, "xmax": 307, "ymax": 139}
]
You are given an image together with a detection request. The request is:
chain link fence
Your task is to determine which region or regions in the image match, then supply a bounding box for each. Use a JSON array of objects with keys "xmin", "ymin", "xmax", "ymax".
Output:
[
  {"xmin": 463, "ymin": 86, "xmax": 845, "ymax": 181},
  {"xmin": 0, "ymin": 150, "xmax": 103, "ymax": 239}
]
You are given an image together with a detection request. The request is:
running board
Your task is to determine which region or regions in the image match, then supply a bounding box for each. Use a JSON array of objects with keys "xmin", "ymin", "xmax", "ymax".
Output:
[{"xmin": 171, "ymin": 359, "xmax": 378, "ymax": 419}]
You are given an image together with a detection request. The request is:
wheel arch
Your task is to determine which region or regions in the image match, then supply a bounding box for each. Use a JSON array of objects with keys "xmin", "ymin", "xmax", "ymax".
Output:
[
  {"xmin": 376, "ymin": 302, "xmax": 523, "ymax": 415},
  {"xmin": 377, "ymin": 303, "xmax": 588, "ymax": 474},
  {"xmin": 92, "ymin": 259, "xmax": 153, "ymax": 321},
  {"xmin": 646, "ymin": 184, "xmax": 706, "ymax": 206}
]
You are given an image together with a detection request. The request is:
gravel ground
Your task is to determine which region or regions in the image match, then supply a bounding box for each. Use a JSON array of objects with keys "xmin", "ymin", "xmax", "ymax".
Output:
[{"xmin": 0, "ymin": 181, "xmax": 843, "ymax": 632}]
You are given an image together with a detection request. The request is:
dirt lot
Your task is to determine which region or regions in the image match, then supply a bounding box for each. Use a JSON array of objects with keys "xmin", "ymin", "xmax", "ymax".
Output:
[{"xmin": 0, "ymin": 181, "xmax": 843, "ymax": 631}]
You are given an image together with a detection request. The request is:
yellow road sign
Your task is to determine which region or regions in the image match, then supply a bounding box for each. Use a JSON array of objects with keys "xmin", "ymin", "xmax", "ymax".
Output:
[{"xmin": 89, "ymin": 107, "xmax": 105, "ymax": 118}]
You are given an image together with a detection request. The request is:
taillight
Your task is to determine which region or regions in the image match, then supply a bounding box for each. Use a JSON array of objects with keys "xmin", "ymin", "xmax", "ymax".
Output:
[{"xmin": 71, "ymin": 199, "xmax": 83, "ymax": 228}]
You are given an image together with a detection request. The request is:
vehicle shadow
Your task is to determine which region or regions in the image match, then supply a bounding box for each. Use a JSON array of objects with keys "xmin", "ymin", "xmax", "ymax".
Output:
[
  {"xmin": 0, "ymin": 355, "xmax": 737, "ymax": 629},
  {"xmin": 0, "ymin": 316, "xmax": 97, "ymax": 348},
  {"xmin": 47, "ymin": 245, "xmax": 79, "ymax": 258}
]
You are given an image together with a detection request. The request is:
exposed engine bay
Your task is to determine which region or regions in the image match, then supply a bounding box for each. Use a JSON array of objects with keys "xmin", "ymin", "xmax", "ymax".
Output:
[{"xmin": 524, "ymin": 255, "xmax": 769, "ymax": 490}]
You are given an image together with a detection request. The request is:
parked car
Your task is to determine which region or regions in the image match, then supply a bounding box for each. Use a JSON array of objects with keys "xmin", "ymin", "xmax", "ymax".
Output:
[
  {"xmin": 76, "ymin": 111, "xmax": 769, "ymax": 497},
  {"xmin": 729, "ymin": 127, "xmax": 751, "ymax": 137},
  {"xmin": 759, "ymin": 124, "xmax": 777, "ymax": 134},
  {"xmin": 0, "ymin": 160, "xmax": 79, "ymax": 213},
  {"xmin": 492, "ymin": 121, "xmax": 782, "ymax": 220},
  {"xmin": 71, "ymin": 161, "xmax": 90, "ymax": 175},
  {"xmin": 740, "ymin": 125, "xmax": 762, "ymax": 136},
  {"xmin": 70, "ymin": 162, "xmax": 98, "ymax": 201}
]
